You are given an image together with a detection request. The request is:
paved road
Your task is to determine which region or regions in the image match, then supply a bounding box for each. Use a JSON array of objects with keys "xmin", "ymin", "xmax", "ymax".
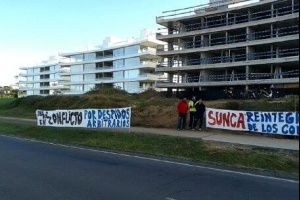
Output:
[
  {"xmin": 0, "ymin": 135, "xmax": 298, "ymax": 200},
  {"xmin": 0, "ymin": 116, "xmax": 299, "ymax": 150}
]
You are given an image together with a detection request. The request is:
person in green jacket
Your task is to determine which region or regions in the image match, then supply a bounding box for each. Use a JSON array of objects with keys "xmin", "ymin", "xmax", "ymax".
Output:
[{"xmin": 188, "ymin": 96, "xmax": 197, "ymax": 129}]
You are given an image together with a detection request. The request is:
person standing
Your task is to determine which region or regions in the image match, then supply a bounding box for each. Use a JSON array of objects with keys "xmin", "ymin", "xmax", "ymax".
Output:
[
  {"xmin": 177, "ymin": 98, "xmax": 189, "ymax": 130},
  {"xmin": 188, "ymin": 96, "xmax": 197, "ymax": 129},
  {"xmin": 194, "ymin": 98, "xmax": 206, "ymax": 131}
]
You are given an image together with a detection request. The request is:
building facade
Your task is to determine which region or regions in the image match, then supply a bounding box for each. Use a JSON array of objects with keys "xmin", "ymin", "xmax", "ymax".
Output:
[
  {"xmin": 19, "ymin": 29, "xmax": 165, "ymax": 96},
  {"xmin": 18, "ymin": 55, "xmax": 71, "ymax": 97},
  {"xmin": 60, "ymin": 29, "xmax": 164, "ymax": 95},
  {"xmin": 155, "ymin": 0, "xmax": 299, "ymax": 95}
]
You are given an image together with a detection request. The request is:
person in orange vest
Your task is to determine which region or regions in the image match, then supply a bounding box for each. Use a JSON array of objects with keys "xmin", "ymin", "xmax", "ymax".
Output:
[
  {"xmin": 177, "ymin": 98, "xmax": 189, "ymax": 130},
  {"xmin": 188, "ymin": 96, "xmax": 197, "ymax": 129}
]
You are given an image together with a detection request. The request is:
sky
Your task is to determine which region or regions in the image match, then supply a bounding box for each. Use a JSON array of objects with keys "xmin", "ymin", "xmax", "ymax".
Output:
[{"xmin": 0, "ymin": 0, "xmax": 207, "ymax": 87}]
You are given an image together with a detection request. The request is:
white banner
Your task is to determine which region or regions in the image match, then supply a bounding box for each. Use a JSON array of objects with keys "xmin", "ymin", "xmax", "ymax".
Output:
[
  {"xmin": 206, "ymin": 108, "xmax": 299, "ymax": 136},
  {"xmin": 36, "ymin": 107, "xmax": 131, "ymax": 129}
]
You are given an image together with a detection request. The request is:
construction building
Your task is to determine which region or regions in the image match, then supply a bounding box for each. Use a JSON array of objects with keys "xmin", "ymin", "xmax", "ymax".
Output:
[{"xmin": 155, "ymin": 0, "xmax": 299, "ymax": 98}]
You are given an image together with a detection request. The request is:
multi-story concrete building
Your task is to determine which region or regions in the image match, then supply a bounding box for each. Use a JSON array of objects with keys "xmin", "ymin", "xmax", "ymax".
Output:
[
  {"xmin": 18, "ymin": 29, "xmax": 165, "ymax": 96},
  {"xmin": 155, "ymin": 0, "xmax": 299, "ymax": 96},
  {"xmin": 18, "ymin": 55, "xmax": 71, "ymax": 96},
  {"xmin": 60, "ymin": 29, "xmax": 164, "ymax": 95}
]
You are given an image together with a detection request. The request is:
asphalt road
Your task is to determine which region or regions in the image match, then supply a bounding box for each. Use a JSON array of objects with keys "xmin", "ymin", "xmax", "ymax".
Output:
[{"xmin": 0, "ymin": 135, "xmax": 298, "ymax": 200}]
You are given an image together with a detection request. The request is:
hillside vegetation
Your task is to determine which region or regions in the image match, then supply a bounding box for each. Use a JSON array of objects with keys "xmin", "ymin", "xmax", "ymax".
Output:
[{"xmin": 0, "ymin": 87, "xmax": 299, "ymax": 129}]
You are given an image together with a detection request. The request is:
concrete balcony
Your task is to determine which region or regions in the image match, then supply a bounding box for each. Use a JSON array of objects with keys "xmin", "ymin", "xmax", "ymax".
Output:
[{"xmin": 156, "ymin": 56, "xmax": 299, "ymax": 72}]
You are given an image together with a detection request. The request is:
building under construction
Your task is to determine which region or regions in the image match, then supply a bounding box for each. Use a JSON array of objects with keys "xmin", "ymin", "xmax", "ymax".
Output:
[{"xmin": 155, "ymin": 0, "xmax": 299, "ymax": 98}]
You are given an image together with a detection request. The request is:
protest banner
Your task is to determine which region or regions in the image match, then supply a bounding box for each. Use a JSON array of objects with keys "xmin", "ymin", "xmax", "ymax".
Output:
[
  {"xmin": 36, "ymin": 107, "xmax": 131, "ymax": 129},
  {"xmin": 206, "ymin": 108, "xmax": 299, "ymax": 136}
]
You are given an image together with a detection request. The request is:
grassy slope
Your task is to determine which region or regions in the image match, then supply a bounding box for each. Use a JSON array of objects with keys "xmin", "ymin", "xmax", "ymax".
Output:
[{"xmin": 0, "ymin": 87, "xmax": 299, "ymax": 128}]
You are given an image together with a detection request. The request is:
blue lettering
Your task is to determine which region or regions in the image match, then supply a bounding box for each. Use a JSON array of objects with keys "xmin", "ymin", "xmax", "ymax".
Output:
[
  {"xmin": 121, "ymin": 109, "xmax": 127, "ymax": 119},
  {"xmin": 92, "ymin": 110, "xmax": 96, "ymax": 119},
  {"xmin": 84, "ymin": 110, "xmax": 88, "ymax": 119},
  {"xmin": 98, "ymin": 110, "xmax": 103, "ymax": 119},
  {"xmin": 111, "ymin": 110, "xmax": 116, "ymax": 119},
  {"xmin": 248, "ymin": 123, "xmax": 258, "ymax": 132},
  {"xmin": 116, "ymin": 110, "xmax": 122, "ymax": 119},
  {"xmin": 271, "ymin": 113, "xmax": 277, "ymax": 122},
  {"xmin": 278, "ymin": 112, "xmax": 284, "ymax": 123},
  {"xmin": 282, "ymin": 124, "xmax": 289, "ymax": 134},
  {"xmin": 272, "ymin": 124, "xmax": 278, "ymax": 133},
  {"xmin": 282, "ymin": 124, "xmax": 299, "ymax": 135},
  {"xmin": 106, "ymin": 110, "xmax": 111, "ymax": 119},
  {"xmin": 254, "ymin": 112, "xmax": 259, "ymax": 122},
  {"xmin": 87, "ymin": 120, "xmax": 92, "ymax": 128},
  {"xmin": 126, "ymin": 108, "xmax": 130, "ymax": 119},
  {"xmin": 264, "ymin": 113, "xmax": 272, "ymax": 122},
  {"xmin": 246, "ymin": 112, "xmax": 254, "ymax": 122},
  {"xmin": 286, "ymin": 113, "xmax": 294, "ymax": 124},
  {"xmin": 87, "ymin": 111, "xmax": 92, "ymax": 119},
  {"xmin": 97, "ymin": 120, "xmax": 102, "ymax": 128}
]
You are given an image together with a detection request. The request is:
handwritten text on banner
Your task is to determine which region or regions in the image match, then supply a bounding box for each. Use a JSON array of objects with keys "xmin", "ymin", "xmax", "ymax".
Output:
[
  {"xmin": 36, "ymin": 107, "xmax": 131, "ymax": 129},
  {"xmin": 206, "ymin": 108, "xmax": 299, "ymax": 136}
]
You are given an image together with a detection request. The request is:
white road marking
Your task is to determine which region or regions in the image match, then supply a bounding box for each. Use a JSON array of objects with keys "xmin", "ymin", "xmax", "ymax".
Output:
[{"xmin": 1, "ymin": 134, "xmax": 299, "ymax": 184}]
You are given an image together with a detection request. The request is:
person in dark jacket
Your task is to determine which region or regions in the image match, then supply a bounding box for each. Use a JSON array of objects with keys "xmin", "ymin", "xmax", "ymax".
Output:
[
  {"xmin": 188, "ymin": 96, "xmax": 197, "ymax": 129},
  {"xmin": 177, "ymin": 98, "xmax": 189, "ymax": 130},
  {"xmin": 193, "ymin": 98, "xmax": 206, "ymax": 130}
]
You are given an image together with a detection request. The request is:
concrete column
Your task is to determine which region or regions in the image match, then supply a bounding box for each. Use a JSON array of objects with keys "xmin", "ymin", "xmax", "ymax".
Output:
[
  {"xmin": 178, "ymin": 38, "xmax": 183, "ymax": 50},
  {"xmin": 248, "ymin": 8, "xmax": 251, "ymax": 22},
  {"xmin": 193, "ymin": 36, "xmax": 196, "ymax": 48},
  {"xmin": 175, "ymin": 21, "xmax": 182, "ymax": 33},
  {"xmin": 198, "ymin": 71, "xmax": 202, "ymax": 91},
  {"xmin": 168, "ymin": 57, "xmax": 173, "ymax": 68},
  {"xmin": 271, "ymin": 45, "xmax": 274, "ymax": 58},
  {"xmin": 225, "ymin": 69, "xmax": 228, "ymax": 81},
  {"xmin": 245, "ymin": 65, "xmax": 250, "ymax": 90},
  {"xmin": 246, "ymin": 65, "xmax": 250, "ymax": 79},
  {"xmin": 271, "ymin": 24, "xmax": 273, "ymax": 38},
  {"xmin": 168, "ymin": 73, "xmax": 173, "ymax": 83},
  {"xmin": 168, "ymin": 42, "xmax": 174, "ymax": 51},
  {"xmin": 247, "ymin": 26, "xmax": 254, "ymax": 41},
  {"xmin": 226, "ymin": 13, "xmax": 229, "ymax": 26},
  {"xmin": 279, "ymin": 67, "xmax": 283, "ymax": 79},
  {"xmin": 246, "ymin": 46, "xmax": 254, "ymax": 61},
  {"xmin": 168, "ymin": 27, "xmax": 172, "ymax": 35}
]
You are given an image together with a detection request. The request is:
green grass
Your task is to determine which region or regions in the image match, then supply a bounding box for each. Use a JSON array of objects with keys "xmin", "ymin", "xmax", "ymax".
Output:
[
  {"xmin": 0, "ymin": 98, "xmax": 14, "ymax": 108},
  {"xmin": 0, "ymin": 122, "xmax": 298, "ymax": 175}
]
